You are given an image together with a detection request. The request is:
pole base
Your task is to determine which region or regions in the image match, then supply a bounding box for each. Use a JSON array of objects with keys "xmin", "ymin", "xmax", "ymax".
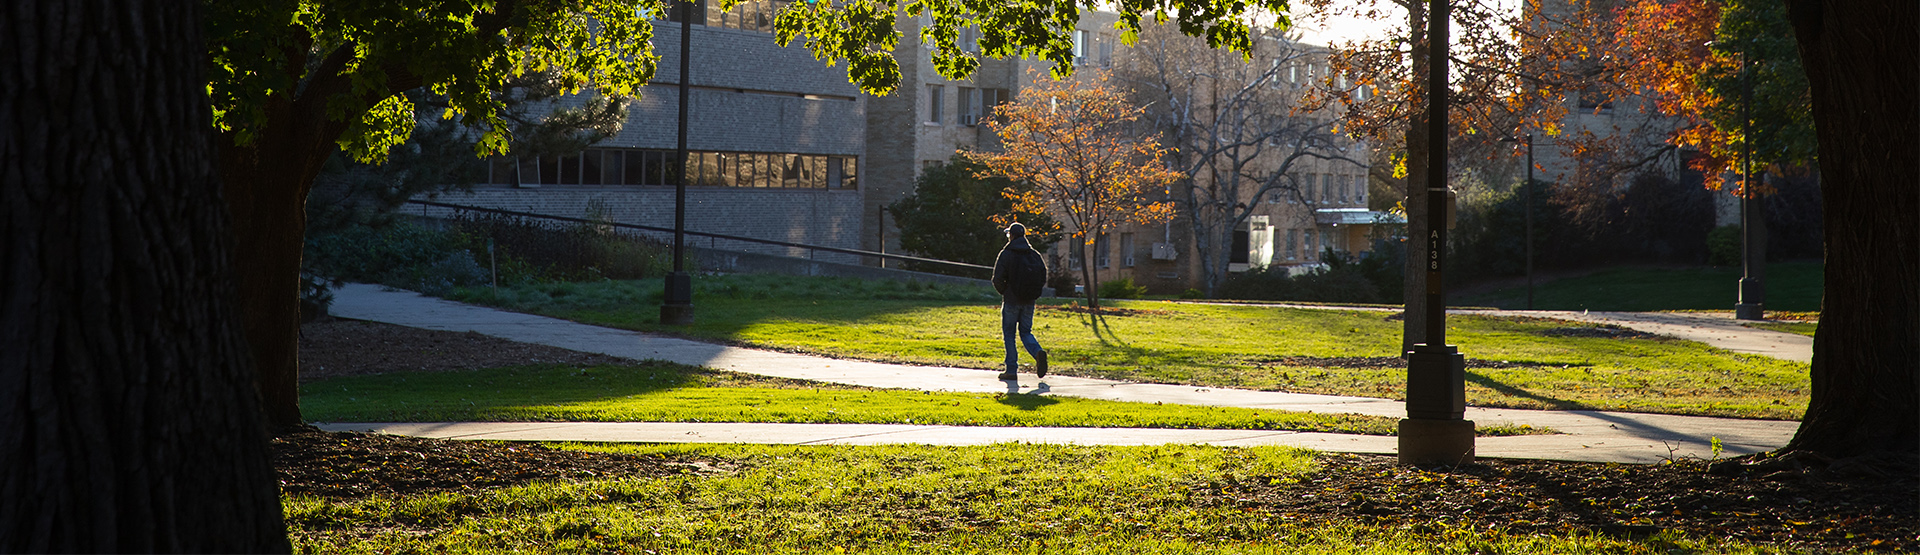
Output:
[
  {"xmin": 661, "ymin": 272, "xmax": 694, "ymax": 325},
  {"xmin": 660, "ymin": 304, "xmax": 694, "ymax": 326},
  {"xmin": 1398, "ymin": 418, "xmax": 1476, "ymax": 466},
  {"xmin": 1734, "ymin": 303, "xmax": 1764, "ymax": 321}
]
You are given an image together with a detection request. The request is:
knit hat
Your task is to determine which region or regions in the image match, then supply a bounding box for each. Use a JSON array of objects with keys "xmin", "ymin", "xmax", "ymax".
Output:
[{"xmin": 1005, "ymin": 222, "xmax": 1027, "ymax": 237}]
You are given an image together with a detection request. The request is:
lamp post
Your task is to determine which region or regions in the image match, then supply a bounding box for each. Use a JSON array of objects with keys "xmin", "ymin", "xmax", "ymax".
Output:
[
  {"xmin": 1500, "ymin": 133, "xmax": 1535, "ymax": 310},
  {"xmin": 660, "ymin": 0, "xmax": 696, "ymax": 325},
  {"xmin": 1733, "ymin": 44, "xmax": 1765, "ymax": 321},
  {"xmin": 1400, "ymin": 0, "xmax": 1474, "ymax": 466}
]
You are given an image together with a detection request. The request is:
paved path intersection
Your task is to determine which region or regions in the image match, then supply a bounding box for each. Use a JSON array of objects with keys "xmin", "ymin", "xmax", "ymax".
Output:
[{"xmin": 320, "ymin": 284, "xmax": 1807, "ymax": 464}]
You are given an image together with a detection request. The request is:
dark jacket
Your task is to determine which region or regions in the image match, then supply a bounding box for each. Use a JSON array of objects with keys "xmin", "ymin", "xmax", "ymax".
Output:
[{"xmin": 992, "ymin": 235, "xmax": 1046, "ymax": 304}]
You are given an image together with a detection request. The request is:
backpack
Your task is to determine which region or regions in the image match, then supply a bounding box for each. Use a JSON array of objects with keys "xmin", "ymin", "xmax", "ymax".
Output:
[{"xmin": 1010, "ymin": 249, "xmax": 1048, "ymax": 302}]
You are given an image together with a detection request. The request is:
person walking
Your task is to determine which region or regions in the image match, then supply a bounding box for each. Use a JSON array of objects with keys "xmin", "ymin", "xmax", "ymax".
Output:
[{"xmin": 991, "ymin": 222, "xmax": 1049, "ymax": 381}]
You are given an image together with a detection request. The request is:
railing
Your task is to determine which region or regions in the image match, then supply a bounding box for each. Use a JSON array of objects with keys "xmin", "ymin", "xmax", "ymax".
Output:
[{"xmin": 404, "ymin": 199, "xmax": 992, "ymax": 273}]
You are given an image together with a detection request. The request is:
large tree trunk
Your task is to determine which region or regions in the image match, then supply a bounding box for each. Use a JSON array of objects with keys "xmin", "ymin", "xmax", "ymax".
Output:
[
  {"xmin": 1781, "ymin": 0, "xmax": 1918, "ymax": 457},
  {"xmin": 220, "ymin": 124, "xmax": 336, "ymax": 428},
  {"xmin": 0, "ymin": 0, "xmax": 292, "ymax": 550},
  {"xmin": 1401, "ymin": 1, "xmax": 1432, "ymax": 355}
]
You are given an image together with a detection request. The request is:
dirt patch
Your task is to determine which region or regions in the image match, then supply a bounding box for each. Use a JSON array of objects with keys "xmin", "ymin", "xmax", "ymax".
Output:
[
  {"xmin": 1537, "ymin": 324, "xmax": 1666, "ymax": 340},
  {"xmin": 298, "ymin": 317, "xmax": 637, "ymax": 382},
  {"xmin": 1204, "ymin": 451, "xmax": 1917, "ymax": 553},
  {"xmin": 273, "ymin": 427, "xmax": 729, "ymax": 498}
]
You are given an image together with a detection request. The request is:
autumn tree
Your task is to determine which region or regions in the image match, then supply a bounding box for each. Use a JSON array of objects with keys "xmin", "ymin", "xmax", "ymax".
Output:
[
  {"xmin": 978, "ymin": 76, "xmax": 1181, "ymax": 309},
  {"xmin": 2, "ymin": 0, "xmax": 289, "ymax": 550},
  {"xmin": 1113, "ymin": 20, "xmax": 1369, "ymax": 295},
  {"xmin": 1611, "ymin": 0, "xmax": 1815, "ymax": 194}
]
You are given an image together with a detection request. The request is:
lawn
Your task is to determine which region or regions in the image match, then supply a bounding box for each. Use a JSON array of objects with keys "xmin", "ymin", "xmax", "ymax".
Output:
[
  {"xmin": 281, "ymin": 441, "xmax": 1823, "ymax": 554},
  {"xmin": 1456, "ymin": 261, "xmax": 1824, "ymax": 312},
  {"xmin": 304, "ymin": 361, "xmax": 1545, "ymax": 436},
  {"xmin": 1744, "ymin": 321, "xmax": 1817, "ymax": 337},
  {"xmin": 443, "ymin": 275, "xmax": 1811, "ymax": 420}
]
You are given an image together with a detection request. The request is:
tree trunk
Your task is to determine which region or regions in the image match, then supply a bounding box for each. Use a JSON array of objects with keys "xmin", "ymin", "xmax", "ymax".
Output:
[
  {"xmin": 0, "ymin": 0, "xmax": 292, "ymax": 550},
  {"xmin": 220, "ymin": 128, "xmax": 333, "ymax": 428},
  {"xmin": 1780, "ymin": 0, "xmax": 1918, "ymax": 457},
  {"xmin": 1401, "ymin": 2, "xmax": 1431, "ymax": 355}
]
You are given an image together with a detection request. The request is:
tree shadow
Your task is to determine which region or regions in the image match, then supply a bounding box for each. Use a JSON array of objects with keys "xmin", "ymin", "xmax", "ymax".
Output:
[{"xmin": 1465, "ymin": 372, "xmax": 1590, "ymax": 411}]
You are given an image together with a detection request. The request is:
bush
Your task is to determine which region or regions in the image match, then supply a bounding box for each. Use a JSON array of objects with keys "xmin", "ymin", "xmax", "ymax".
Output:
[
  {"xmin": 1214, "ymin": 252, "xmax": 1384, "ymax": 304},
  {"xmin": 447, "ymin": 212, "xmax": 670, "ymax": 282},
  {"xmin": 1707, "ymin": 225, "xmax": 1742, "ymax": 266},
  {"xmin": 1098, "ymin": 278, "xmax": 1149, "ymax": 300},
  {"xmin": 1179, "ymin": 288, "xmax": 1205, "ymax": 299}
]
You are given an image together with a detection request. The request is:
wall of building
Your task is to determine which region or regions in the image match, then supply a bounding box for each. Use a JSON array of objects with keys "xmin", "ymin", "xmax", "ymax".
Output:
[
  {"xmin": 407, "ymin": 186, "xmax": 867, "ymax": 264},
  {"xmin": 415, "ymin": 16, "xmax": 871, "ymax": 266}
]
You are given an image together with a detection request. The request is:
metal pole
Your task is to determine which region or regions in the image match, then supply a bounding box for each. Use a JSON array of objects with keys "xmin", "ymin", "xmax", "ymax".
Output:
[
  {"xmin": 1524, "ymin": 133, "xmax": 1534, "ymax": 311},
  {"xmin": 1735, "ymin": 46, "xmax": 1762, "ymax": 320},
  {"xmin": 661, "ymin": 0, "xmax": 696, "ymax": 325},
  {"xmin": 1399, "ymin": 0, "xmax": 1473, "ymax": 465}
]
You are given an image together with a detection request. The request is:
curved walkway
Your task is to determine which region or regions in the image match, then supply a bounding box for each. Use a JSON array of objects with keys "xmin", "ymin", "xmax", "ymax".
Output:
[
  {"xmin": 1178, "ymin": 302, "xmax": 1812, "ymax": 363},
  {"xmin": 320, "ymin": 284, "xmax": 1801, "ymax": 464}
]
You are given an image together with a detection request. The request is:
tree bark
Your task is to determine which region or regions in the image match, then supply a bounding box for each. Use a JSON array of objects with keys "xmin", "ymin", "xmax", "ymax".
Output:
[
  {"xmin": 1780, "ymin": 0, "xmax": 1918, "ymax": 457},
  {"xmin": 0, "ymin": 0, "xmax": 292, "ymax": 550}
]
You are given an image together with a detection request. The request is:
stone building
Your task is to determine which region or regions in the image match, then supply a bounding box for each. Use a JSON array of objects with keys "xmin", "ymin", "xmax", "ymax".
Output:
[{"xmin": 408, "ymin": 0, "xmax": 869, "ymax": 264}]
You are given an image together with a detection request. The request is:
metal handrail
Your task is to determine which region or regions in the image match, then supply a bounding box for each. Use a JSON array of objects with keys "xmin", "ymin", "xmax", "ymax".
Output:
[{"xmin": 404, "ymin": 199, "xmax": 993, "ymax": 272}]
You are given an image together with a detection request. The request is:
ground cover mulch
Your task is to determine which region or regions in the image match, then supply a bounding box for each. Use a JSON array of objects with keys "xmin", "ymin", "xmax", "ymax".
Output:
[
  {"xmin": 289, "ymin": 318, "xmax": 1917, "ymax": 551},
  {"xmin": 1208, "ymin": 452, "xmax": 1918, "ymax": 553},
  {"xmin": 299, "ymin": 318, "xmax": 636, "ymax": 382}
]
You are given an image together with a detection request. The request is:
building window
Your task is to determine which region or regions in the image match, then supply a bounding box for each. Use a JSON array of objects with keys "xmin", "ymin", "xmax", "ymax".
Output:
[
  {"xmin": 1355, "ymin": 176, "xmax": 1366, "ymax": 205},
  {"xmin": 1305, "ymin": 228, "xmax": 1317, "ymax": 259},
  {"xmin": 1095, "ymin": 233, "xmax": 1110, "ymax": 268},
  {"xmin": 490, "ymin": 149, "xmax": 855, "ymax": 189},
  {"xmin": 1285, "ymin": 229, "xmax": 1298, "ymax": 260},
  {"xmin": 706, "ymin": 0, "xmax": 785, "ymax": 32},
  {"xmin": 1097, "ymin": 32, "xmax": 1114, "ymax": 66},
  {"xmin": 1071, "ymin": 29, "xmax": 1087, "ymax": 64},
  {"xmin": 959, "ymin": 87, "xmax": 981, "ymax": 126},
  {"xmin": 927, "ymin": 84, "xmax": 944, "ymax": 124},
  {"xmin": 1120, "ymin": 232, "xmax": 1135, "ymax": 267},
  {"xmin": 961, "ymin": 26, "xmax": 980, "ymax": 53}
]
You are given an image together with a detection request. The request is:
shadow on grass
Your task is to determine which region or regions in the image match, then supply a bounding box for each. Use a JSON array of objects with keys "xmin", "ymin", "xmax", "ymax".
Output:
[
  {"xmin": 1465, "ymin": 371, "xmax": 1589, "ymax": 411},
  {"xmin": 995, "ymin": 384, "xmax": 1060, "ymax": 411}
]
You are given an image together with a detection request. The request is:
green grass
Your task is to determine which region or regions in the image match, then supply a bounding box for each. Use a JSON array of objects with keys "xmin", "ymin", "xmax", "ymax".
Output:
[
  {"xmin": 1744, "ymin": 321, "xmax": 1817, "ymax": 337},
  {"xmin": 1456, "ymin": 261, "xmax": 1823, "ymax": 312},
  {"xmin": 284, "ymin": 443, "xmax": 1782, "ymax": 554},
  {"xmin": 301, "ymin": 362, "xmax": 1549, "ymax": 436},
  {"xmin": 444, "ymin": 276, "xmax": 1811, "ymax": 420}
]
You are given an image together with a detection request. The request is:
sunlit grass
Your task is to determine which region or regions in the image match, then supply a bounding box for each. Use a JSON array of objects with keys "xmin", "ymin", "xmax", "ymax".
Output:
[
  {"xmin": 1743, "ymin": 321, "xmax": 1816, "ymax": 337},
  {"xmin": 285, "ymin": 443, "xmax": 1783, "ymax": 554},
  {"xmin": 301, "ymin": 362, "xmax": 1546, "ymax": 436},
  {"xmin": 444, "ymin": 276, "xmax": 1809, "ymax": 420}
]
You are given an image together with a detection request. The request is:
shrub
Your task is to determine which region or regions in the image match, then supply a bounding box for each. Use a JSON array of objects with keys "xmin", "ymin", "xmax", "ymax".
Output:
[
  {"xmin": 1098, "ymin": 278, "xmax": 1149, "ymax": 300},
  {"xmin": 1707, "ymin": 225, "xmax": 1741, "ymax": 266},
  {"xmin": 1180, "ymin": 288, "xmax": 1205, "ymax": 299}
]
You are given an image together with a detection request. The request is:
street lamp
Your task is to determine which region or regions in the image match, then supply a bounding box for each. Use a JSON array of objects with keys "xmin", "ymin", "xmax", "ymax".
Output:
[
  {"xmin": 1400, "ymin": 0, "xmax": 1474, "ymax": 466},
  {"xmin": 661, "ymin": 0, "xmax": 696, "ymax": 325},
  {"xmin": 1500, "ymin": 133, "xmax": 1535, "ymax": 310},
  {"xmin": 1733, "ymin": 43, "xmax": 1765, "ymax": 321}
]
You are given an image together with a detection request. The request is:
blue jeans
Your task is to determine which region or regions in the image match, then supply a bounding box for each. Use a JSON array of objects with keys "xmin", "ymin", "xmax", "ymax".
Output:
[{"xmin": 1001, "ymin": 303, "xmax": 1044, "ymax": 373}]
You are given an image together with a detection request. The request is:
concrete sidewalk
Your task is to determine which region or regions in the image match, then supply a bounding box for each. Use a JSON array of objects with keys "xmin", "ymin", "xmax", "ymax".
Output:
[
  {"xmin": 1180, "ymin": 301, "xmax": 1813, "ymax": 363},
  {"xmin": 322, "ymin": 283, "xmax": 1801, "ymax": 464}
]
